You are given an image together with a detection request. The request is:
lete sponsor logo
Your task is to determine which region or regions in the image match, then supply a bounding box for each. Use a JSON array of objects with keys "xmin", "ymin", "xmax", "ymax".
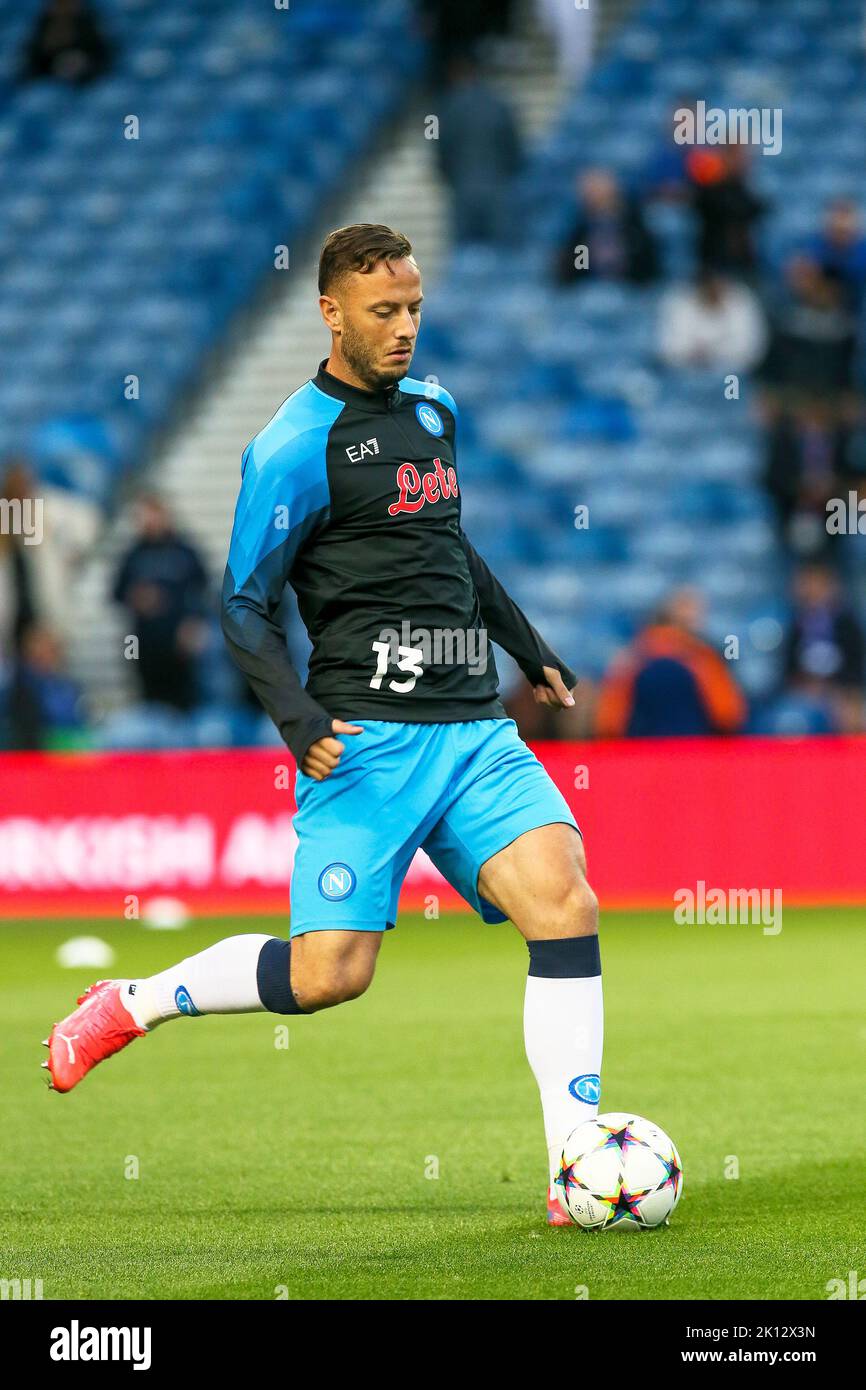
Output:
[{"xmin": 388, "ymin": 459, "xmax": 458, "ymax": 515}]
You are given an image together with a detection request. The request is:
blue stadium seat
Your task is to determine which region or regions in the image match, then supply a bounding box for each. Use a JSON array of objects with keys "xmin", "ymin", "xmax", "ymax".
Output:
[{"xmin": 0, "ymin": 0, "xmax": 423, "ymax": 469}]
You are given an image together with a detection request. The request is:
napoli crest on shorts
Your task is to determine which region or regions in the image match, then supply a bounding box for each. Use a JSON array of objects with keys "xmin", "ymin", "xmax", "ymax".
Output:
[
  {"xmin": 568, "ymin": 1073, "xmax": 600, "ymax": 1105},
  {"xmin": 318, "ymin": 863, "xmax": 356, "ymax": 901},
  {"xmin": 415, "ymin": 401, "xmax": 444, "ymax": 436}
]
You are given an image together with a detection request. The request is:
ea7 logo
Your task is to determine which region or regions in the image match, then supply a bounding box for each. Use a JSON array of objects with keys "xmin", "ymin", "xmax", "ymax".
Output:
[{"xmin": 346, "ymin": 437, "xmax": 379, "ymax": 461}]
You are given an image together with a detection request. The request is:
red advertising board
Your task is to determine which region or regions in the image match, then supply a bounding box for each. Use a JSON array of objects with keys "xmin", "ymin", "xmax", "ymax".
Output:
[{"xmin": 1, "ymin": 737, "xmax": 864, "ymax": 917}]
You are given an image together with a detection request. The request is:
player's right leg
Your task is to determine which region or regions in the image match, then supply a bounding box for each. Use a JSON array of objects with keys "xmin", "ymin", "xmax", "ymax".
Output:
[
  {"xmin": 43, "ymin": 929, "xmax": 380, "ymax": 1093},
  {"xmin": 44, "ymin": 717, "xmax": 443, "ymax": 1094}
]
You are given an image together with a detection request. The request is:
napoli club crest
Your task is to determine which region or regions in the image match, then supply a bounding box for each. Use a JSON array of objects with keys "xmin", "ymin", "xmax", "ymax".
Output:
[
  {"xmin": 318, "ymin": 863, "xmax": 356, "ymax": 901},
  {"xmin": 568, "ymin": 1073, "xmax": 601, "ymax": 1105},
  {"xmin": 415, "ymin": 401, "xmax": 444, "ymax": 436}
]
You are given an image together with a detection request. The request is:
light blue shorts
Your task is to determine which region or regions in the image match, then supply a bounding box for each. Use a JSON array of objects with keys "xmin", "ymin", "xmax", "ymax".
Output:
[{"xmin": 290, "ymin": 718, "xmax": 579, "ymax": 936}]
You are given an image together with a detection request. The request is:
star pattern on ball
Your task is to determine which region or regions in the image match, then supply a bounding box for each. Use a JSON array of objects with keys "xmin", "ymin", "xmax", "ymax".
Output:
[
  {"xmin": 656, "ymin": 1153, "xmax": 682, "ymax": 1194},
  {"xmin": 555, "ymin": 1159, "xmax": 583, "ymax": 1195},
  {"xmin": 597, "ymin": 1120, "xmax": 646, "ymax": 1156},
  {"xmin": 608, "ymin": 1178, "xmax": 654, "ymax": 1225}
]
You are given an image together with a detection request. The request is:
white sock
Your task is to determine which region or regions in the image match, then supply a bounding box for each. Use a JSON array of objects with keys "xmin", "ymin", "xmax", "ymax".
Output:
[
  {"xmin": 524, "ymin": 937, "xmax": 604, "ymax": 1185},
  {"xmin": 118, "ymin": 933, "xmax": 275, "ymax": 1030}
]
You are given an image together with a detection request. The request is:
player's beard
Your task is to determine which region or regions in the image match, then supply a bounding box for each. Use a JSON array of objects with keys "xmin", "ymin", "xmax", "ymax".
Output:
[{"xmin": 341, "ymin": 318, "xmax": 411, "ymax": 390}]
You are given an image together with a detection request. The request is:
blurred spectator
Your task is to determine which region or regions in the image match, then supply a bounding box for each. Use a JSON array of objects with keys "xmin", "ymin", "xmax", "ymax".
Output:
[
  {"xmin": 595, "ymin": 589, "xmax": 747, "ymax": 737},
  {"xmin": 783, "ymin": 563, "xmax": 865, "ymax": 732},
  {"xmin": 536, "ymin": 0, "xmax": 594, "ymax": 87},
  {"xmin": 1, "ymin": 457, "xmax": 49, "ymax": 739},
  {"xmin": 0, "ymin": 555, "xmax": 14, "ymax": 688},
  {"xmin": 658, "ymin": 271, "xmax": 767, "ymax": 371},
  {"xmin": 764, "ymin": 400, "xmax": 866, "ymax": 557},
  {"xmin": 645, "ymin": 99, "xmax": 698, "ymax": 199},
  {"xmin": 807, "ymin": 198, "xmax": 866, "ymax": 311},
  {"xmin": 688, "ymin": 145, "xmax": 766, "ymax": 278},
  {"xmin": 760, "ymin": 257, "xmax": 858, "ymax": 404},
  {"xmin": 436, "ymin": 54, "xmax": 522, "ymax": 245},
  {"xmin": 504, "ymin": 666, "xmax": 594, "ymax": 741},
  {"xmin": 7, "ymin": 626, "xmax": 85, "ymax": 749},
  {"xmin": 0, "ymin": 459, "xmax": 40, "ymax": 655},
  {"xmin": 554, "ymin": 169, "xmax": 658, "ymax": 286},
  {"xmin": 1, "ymin": 452, "xmax": 101, "ymax": 638},
  {"xmin": 22, "ymin": 0, "xmax": 112, "ymax": 85},
  {"xmin": 421, "ymin": 0, "xmax": 515, "ymax": 82},
  {"xmin": 112, "ymin": 495, "xmax": 209, "ymax": 711},
  {"xmin": 505, "ymin": 680, "xmax": 561, "ymax": 741}
]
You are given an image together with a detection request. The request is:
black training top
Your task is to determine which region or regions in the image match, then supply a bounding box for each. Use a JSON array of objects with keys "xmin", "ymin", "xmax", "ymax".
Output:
[{"xmin": 221, "ymin": 362, "xmax": 576, "ymax": 763}]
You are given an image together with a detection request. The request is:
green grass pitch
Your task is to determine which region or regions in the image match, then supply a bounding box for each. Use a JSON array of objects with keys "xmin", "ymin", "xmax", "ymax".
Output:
[{"xmin": 1, "ymin": 907, "xmax": 864, "ymax": 1300}]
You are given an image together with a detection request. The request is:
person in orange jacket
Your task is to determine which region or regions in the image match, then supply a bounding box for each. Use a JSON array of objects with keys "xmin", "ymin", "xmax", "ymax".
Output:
[{"xmin": 596, "ymin": 588, "xmax": 747, "ymax": 737}]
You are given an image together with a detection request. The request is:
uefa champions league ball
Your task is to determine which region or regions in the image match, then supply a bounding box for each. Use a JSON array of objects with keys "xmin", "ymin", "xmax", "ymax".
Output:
[{"xmin": 555, "ymin": 1112, "xmax": 683, "ymax": 1231}]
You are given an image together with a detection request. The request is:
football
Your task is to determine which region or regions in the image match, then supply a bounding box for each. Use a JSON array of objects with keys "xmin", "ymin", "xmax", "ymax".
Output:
[{"xmin": 555, "ymin": 1112, "xmax": 683, "ymax": 1231}]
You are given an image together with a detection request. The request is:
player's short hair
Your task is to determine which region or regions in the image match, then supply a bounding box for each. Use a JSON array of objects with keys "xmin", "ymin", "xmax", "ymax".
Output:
[{"xmin": 318, "ymin": 223, "xmax": 414, "ymax": 295}]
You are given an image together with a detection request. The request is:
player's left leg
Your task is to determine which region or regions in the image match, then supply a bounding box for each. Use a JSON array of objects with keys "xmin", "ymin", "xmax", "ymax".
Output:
[
  {"xmin": 477, "ymin": 823, "xmax": 603, "ymax": 1208},
  {"xmin": 421, "ymin": 720, "xmax": 602, "ymax": 1222}
]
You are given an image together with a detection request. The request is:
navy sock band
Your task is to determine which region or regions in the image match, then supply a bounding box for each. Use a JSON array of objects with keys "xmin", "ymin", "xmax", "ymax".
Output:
[
  {"xmin": 527, "ymin": 935, "xmax": 601, "ymax": 979},
  {"xmin": 256, "ymin": 938, "xmax": 307, "ymax": 1014}
]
